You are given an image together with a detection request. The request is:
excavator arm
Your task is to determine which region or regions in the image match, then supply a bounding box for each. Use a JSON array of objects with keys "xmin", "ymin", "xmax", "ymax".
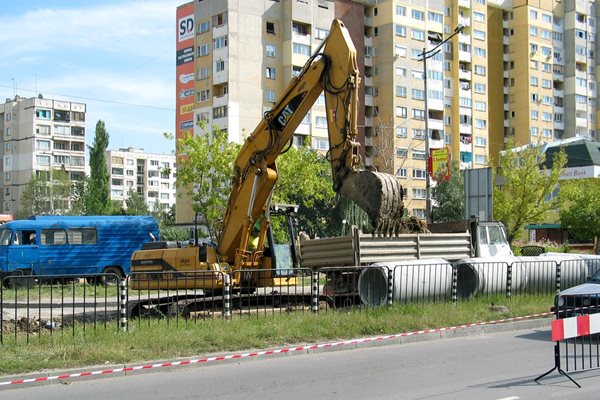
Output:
[{"xmin": 217, "ymin": 19, "xmax": 406, "ymax": 267}]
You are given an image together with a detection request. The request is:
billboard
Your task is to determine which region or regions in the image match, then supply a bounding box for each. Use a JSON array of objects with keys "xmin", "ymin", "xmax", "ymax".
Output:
[{"xmin": 176, "ymin": 3, "xmax": 195, "ymax": 142}]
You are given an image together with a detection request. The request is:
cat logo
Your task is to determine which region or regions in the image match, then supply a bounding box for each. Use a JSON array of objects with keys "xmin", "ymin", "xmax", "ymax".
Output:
[{"xmin": 180, "ymin": 257, "xmax": 191, "ymax": 266}]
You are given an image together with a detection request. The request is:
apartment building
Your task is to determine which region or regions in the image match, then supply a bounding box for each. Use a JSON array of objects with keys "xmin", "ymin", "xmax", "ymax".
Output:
[
  {"xmin": 0, "ymin": 95, "xmax": 86, "ymax": 216},
  {"xmin": 175, "ymin": 0, "xmax": 337, "ymax": 222},
  {"xmin": 107, "ymin": 147, "xmax": 177, "ymax": 213},
  {"xmin": 174, "ymin": 0, "xmax": 599, "ymax": 222}
]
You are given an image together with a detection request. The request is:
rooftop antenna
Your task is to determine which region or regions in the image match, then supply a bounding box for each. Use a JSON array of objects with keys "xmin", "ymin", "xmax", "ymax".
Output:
[{"xmin": 11, "ymin": 78, "xmax": 16, "ymax": 97}]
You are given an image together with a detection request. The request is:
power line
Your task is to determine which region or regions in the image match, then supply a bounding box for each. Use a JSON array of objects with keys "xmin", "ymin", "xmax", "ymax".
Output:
[{"xmin": 0, "ymin": 84, "xmax": 175, "ymax": 112}]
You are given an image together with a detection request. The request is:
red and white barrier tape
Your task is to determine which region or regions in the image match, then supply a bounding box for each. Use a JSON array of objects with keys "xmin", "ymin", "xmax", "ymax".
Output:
[{"xmin": 0, "ymin": 312, "xmax": 551, "ymax": 387}]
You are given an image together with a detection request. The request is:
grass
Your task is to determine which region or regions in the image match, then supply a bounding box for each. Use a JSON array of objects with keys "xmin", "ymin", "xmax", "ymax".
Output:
[{"xmin": 0, "ymin": 293, "xmax": 554, "ymax": 376}]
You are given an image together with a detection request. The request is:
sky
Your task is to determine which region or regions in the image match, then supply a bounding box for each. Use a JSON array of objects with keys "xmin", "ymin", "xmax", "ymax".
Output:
[{"xmin": 0, "ymin": 0, "xmax": 185, "ymax": 155}]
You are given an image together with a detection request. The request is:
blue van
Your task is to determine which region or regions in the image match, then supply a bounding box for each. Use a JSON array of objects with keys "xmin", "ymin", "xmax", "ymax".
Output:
[{"xmin": 0, "ymin": 215, "xmax": 159, "ymax": 286}]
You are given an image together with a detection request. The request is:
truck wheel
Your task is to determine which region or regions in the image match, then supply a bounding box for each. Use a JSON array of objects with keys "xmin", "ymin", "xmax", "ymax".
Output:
[{"xmin": 101, "ymin": 267, "xmax": 123, "ymax": 286}]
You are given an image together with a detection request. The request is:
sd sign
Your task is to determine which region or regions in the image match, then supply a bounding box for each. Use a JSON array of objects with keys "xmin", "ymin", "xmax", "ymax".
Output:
[{"xmin": 178, "ymin": 15, "xmax": 194, "ymax": 42}]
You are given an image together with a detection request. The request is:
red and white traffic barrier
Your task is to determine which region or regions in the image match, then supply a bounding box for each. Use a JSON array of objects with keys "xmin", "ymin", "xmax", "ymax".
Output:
[
  {"xmin": 0, "ymin": 312, "xmax": 551, "ymax": 387},
  {"xmin": 552, "ymin": 313, "xmax": 600, "ymax": 341}
]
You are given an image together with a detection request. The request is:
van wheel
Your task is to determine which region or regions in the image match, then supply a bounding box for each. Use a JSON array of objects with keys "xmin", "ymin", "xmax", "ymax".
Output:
[
  {"xmin": 101, "ymin": 267, "xmax": 123, "ymax": 286},
  {"xmin": 4, "ymin": 275, "xmax": 36, "ymax": 290}
]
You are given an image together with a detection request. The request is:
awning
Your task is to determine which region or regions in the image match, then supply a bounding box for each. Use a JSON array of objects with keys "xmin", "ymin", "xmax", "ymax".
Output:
[{"xmin": 525, "ymin": 223, "xmax": 561, "ymax": 230}]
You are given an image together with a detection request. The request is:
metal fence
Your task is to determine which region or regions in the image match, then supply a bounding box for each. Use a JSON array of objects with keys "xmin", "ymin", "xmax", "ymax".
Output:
[
  {"xmin": 536, "ymin": 292, "xmax": 600, "ymax": 387},
  {"xmin": 2, "ymin": 257, "xmax": 600, "ymax": 344},
  {"xmin": 1, "ymin": 274, "xmax": 121, "ymax": 344}
]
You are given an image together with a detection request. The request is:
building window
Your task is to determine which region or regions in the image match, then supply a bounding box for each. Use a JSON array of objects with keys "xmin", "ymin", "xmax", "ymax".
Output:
[
  {"xmin": 198, "ymin": 90, "xmax": 210, "ymax": 102},
  {"xmin": 396, "ymin": 148, "xmax": 408, "ymax": 158},
  {"xmin": 413, "ymin": 169, "xmax": 426, "ymax": 179},
  {"xmin": 315, "ymin": 116, "xmax": 327, "ymax": 128},
  {"xmin": 411, "ymin": 29, "xmax": 425, "ymax": 41},
  {"xmin": 412, "ymin": 109, "xmax": 425, "ymax": 120},
  {"xmin": 396, "ymin": 86, "xmax": 407, "ymax": 97},
  {"xmin": 293, "ymin": 43, "xmax": 311, "ymax": 56},
  {"xmin": 396, "ymin": 106, "xmax": 407, "ymax": 118},
  {"xmin": 396, "ymin": 127, "xmax": 407, "ymax": 137},
  {"xmin": 266, "ymin": 22, "xmax": 275, "ymax": 34},
  {"xmin": 198, "ymin": 67, "xmax": 209, "ymax": 80},
  {"xmin": 36, "ymin": 125, "xmax": 51, "ymax": 135},
  {"xmin": 395, "ymin": 25, "xmax": 406, "ymax": 37},
  {"xmin": 35, "ymin": 109, "xmax": 51, "ymax": 119},
  {"xmin": 411, "ymin": 9, "xmax": 425, "ymax": 21},
  {"xmin": 215, "ymin": 60, "xmax": 225, "ymax": 72},
  {"xmin": 198, "ymin": 21, "xmax": 209, "ymax": 34},
  {"xmin": 314, "ymin": 138, "xmax": 329, "ymax": 150},
  {"xmin": 213, "ymin": 36, "xmax": 227, "ymax": 49},
  {"xmin": 266, "ymin": 67, "xmax": 276, "ymax": 79},
  {"xmin": 396, "ymin": 168, "xmax": 407, "ymax": 178},
  {"xmin": 266, "ymin": 44, "xmax": 276, "ymax": 57},
  {"xmin": 36, "ymin": 155, "xmax": 51, "ymax": 166},
  {"xmin": 198, "ymin": 43, "xmax": 209, "ymax": 56},
  {"xmin": 36, "ymin": 140, "xmax": 51, "ymax": 151},
  {"xmin": 412, "ymin": 188, "xmax": 426, "ymax": 199},
  {"xmin": 315, "ymin": 27, "xmax": 329, "ymax": 40},
  {"xmin": 213, "ymin": 106, "xmax": 227, "ymax": 119},
  {"xmin": 265, "ymin": 90, "xmax": 276, "ymax": 103},
  {"xmin": 412, "ymin": 150, "xmax": 426, "ymax": 160},
  {"xmin": 212, "ymin": 13, "xmax": 226, "ymax": 27}
]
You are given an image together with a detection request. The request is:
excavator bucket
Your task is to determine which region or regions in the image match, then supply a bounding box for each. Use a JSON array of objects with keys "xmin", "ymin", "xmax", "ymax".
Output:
[{"xmin": 339, "ymin": 170, "xmax": 427, "ymax": 236}]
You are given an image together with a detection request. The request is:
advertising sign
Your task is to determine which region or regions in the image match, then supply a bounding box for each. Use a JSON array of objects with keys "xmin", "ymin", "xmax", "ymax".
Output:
[
  {"xmin": 176, "ymin": 4, "xmax": 195, "ymax": 142},
  {"xmin": 431, "ymin": 147, "xmax": 450, "ymax": 180}
]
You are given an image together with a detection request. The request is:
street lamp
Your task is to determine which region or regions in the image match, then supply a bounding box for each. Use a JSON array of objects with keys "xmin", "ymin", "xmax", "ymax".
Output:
[{"xmin": 418, "ymin": 24, "xmax": 465, "ymax": 224}]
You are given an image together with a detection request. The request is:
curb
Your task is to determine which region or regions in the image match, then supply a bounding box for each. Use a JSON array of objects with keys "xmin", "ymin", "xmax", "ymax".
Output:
[{"xmin": 0, "ymin": 313, "xmax": 552, "ymax": 389}]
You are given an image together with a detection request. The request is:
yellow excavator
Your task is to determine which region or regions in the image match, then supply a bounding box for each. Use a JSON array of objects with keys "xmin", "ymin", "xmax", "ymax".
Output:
[{"xmin": 130, "ymin": 19, "xmax": 410, "ymax": 295}]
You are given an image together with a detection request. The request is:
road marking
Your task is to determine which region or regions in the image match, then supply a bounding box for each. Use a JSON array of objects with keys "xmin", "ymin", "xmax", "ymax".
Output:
[{"xmin": 496, "ymin": 397, "xmax": 520, "ymax": 400}]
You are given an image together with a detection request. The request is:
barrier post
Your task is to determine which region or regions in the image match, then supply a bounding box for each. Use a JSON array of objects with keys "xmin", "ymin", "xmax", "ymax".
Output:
[
  {"xmin": 311, "ymin": 271, "xmax": 319, "ymax": 314},
  {"xmin": 506, "ymin": 263, "xmax": 512, "ymax": 299},
  {"xmin": 451, "ymin": 264, "xmax": 457, "ymax": 305},
  {"xmin": 387, "ymin": 268, "xmax": 393, "ymax": 307},
  {"xmin": 223, "ymin": 274, "xmax": 231, "ymax": 320},
  {"xmin": 119, "ymin": 280, "xmax": 128, "ymax": 332}
]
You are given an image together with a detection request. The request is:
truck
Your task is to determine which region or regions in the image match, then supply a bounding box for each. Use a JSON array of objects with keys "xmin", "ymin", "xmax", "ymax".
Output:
[
  {"xmin": 299, "ymin": 218, "xmax": 513, "ymax": 301},
  {"xmin": 130, "ymin": 19, "xmax": 415, "ymax": 301},
  {"xmin": 0, "ymin": 215, "xmax": 159, "ymax": 288}
]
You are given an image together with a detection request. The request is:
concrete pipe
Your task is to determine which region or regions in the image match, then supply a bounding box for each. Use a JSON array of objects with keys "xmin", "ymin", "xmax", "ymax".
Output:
[
  {"xmin": 516, "ymin": 255, "xmax": 588, "ymax": 292},
  {"xmin": 541, "ymin": 253, "xmax": 600, "ymax": 282},
  {"xmin": 358, "ymin": 259, "xmax": 453, "ymax": 307},
  {"xmin": 455, "ymin": 256, "xmax": 526, "ymax": 298}
]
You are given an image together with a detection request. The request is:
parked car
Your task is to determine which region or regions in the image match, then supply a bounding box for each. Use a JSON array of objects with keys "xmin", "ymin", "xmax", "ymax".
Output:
[{"xmin": 553, "ymin": 269, "xmax": 600, "ymax": 318}]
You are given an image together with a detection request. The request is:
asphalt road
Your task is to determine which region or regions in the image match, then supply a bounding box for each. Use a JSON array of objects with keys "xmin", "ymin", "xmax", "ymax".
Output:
[{"xmin": 4, "ymin": 322, "xmax": 600, "ymax": 399}]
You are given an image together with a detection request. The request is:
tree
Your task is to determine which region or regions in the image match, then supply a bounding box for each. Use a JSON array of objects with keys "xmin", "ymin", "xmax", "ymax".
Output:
[
  {"xmin": 17, "ymin": 169, "xmax": 73, "ymax": 218},
  {"xmin": 493, "ymin": 140, "xmax": 567, "ymax": 244},
  {"xmin": 86, "ymin": 120, "xmax": 111, "ymax": 215},
  {"xmin": 173, "ymin": 124, "xmax": 240, "ymax": 237},
  {"xmin": 559, "ymin": 178, "xmax": 600, "ymax": 253},
  {"xmin": 274, "ymin": 143, "xmax": 340, "ymax": 238},
  {"xmin": 432, "ymin": 160, "xmax": 464, "ymax": 222},
  {"xmin": 124, "ymin": 189, "xmax": 149, "ymax": 215}
]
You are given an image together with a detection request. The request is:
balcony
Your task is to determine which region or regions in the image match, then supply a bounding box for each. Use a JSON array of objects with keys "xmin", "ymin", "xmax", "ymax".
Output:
[
  {"xmin": 365, "ymin": 94, "xmax": 373, "ymax": 106},
  {"xmin": 213, "ymin": 23, "xmax": 227, "ymax": 38},
  {"xmin": 459, "ymin": 50, "xmax": 471, "ymax": 63},
  {"xmin": 459, "ymin": 69, "xmax": 472, "ymax": 81},
  {"xmin": 459, "ymin": 124, "xmax": 472, "ymax": 135},
  {"xmin": 292, "ymin": 31, "xmax": 311, "ymax": 46},
  {"xmin": 213, "ymin": 93, "xmax": 228, "ymax": 107},
  {"xmin": 365, "ymin": 136, "xmax": 374, "ymax": 146},
  {"xmin": 459, "ymin": 17, "xmax": 471, "ymax": 28},
  {"xmin": 364, "ymin": 116, "xmax": 373, "ymax": 127}
]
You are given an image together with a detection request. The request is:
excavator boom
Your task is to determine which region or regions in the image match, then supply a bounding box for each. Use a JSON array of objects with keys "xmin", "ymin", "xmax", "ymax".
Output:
[{"xmin": 217, "ymin": 19, "xmax": 410, "ymax": 266}]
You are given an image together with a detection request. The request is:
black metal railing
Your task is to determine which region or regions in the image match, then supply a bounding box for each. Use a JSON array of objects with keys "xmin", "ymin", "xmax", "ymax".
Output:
[{"xmin": 2, "ymin": 257, "xmax": 600, "ymax": 344}]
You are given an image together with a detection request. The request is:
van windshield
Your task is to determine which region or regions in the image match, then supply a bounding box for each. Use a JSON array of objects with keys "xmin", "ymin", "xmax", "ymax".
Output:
[{"xmin": 0, "ymin": 229, "xmax": 12, "ymax": 246}]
